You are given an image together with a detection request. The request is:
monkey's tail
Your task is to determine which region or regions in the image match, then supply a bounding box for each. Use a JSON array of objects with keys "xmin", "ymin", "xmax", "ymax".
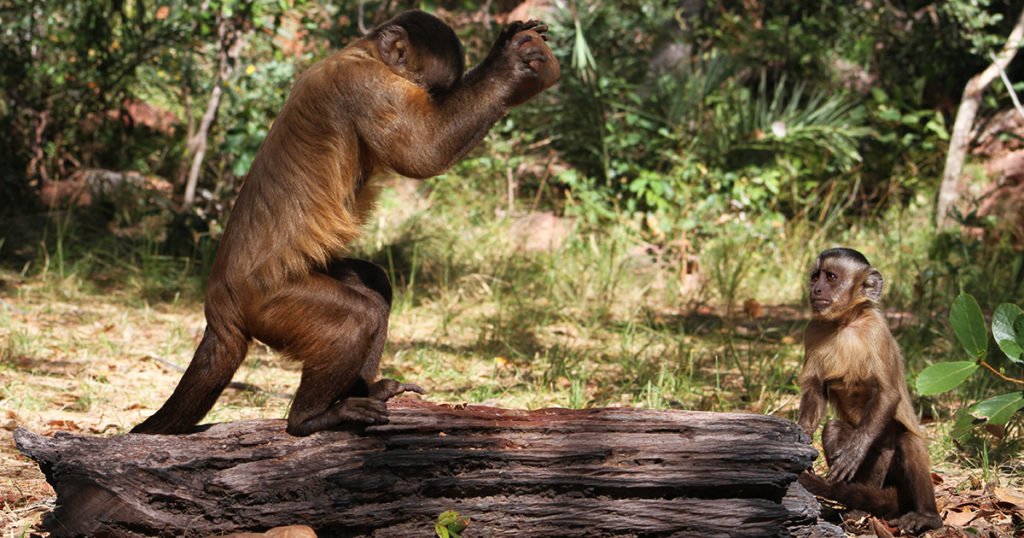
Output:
[
  {"xmin": 131, "ymin": 324, "xmax": 248, "ymax": 434},
  {"xmin": 798, "ymin": 472, "xmax": 899, "ymax": 519}
]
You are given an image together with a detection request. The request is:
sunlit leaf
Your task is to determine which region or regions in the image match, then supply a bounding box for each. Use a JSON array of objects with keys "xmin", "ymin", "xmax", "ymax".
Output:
[
  {"xmin": 992, "ymin": 303, "xmax": 1024, "ymax": 363},
  {"xmin": 916, "ymin": 361, "xmax": 978, "ymax": 395},
  {"xmin": 950, "ymin": 294, "xmax": 987, "ymax": 360},
  {"xmin": 967, "ymin": 393, "xmax": 1024, "ymax": 425}
]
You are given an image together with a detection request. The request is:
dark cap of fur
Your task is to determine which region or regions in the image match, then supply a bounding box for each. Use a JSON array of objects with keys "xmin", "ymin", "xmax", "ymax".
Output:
[{"xmin": 817, "ymin": 247, "xmax": 870, "ymax": 267}]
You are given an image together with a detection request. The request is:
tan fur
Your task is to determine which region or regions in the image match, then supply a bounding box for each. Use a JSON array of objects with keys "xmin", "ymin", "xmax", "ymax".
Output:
[
  {"xmin": 797, "ymin": 248, "xmax": 941, "ymax": 533},
  {"xmin": 802, "ymin": 309, "xmax": 920, "ymax": 434}
]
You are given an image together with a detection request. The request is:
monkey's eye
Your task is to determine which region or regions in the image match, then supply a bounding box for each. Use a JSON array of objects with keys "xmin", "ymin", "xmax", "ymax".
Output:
[{"xmin": 825, "ymin": 272, "xmax": 837, "ymax": 281}]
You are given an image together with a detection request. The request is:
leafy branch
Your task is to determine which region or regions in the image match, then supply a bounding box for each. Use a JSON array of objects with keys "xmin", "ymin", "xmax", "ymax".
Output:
[{"xmin": 917, "ymin": 294, "xmax": 1024, "ymax": 439}]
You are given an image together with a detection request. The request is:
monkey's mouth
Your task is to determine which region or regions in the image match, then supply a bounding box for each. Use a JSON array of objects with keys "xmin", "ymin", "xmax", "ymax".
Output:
[{"xmin": 811, "ymin": 298, "xmax": 832, "ymax": 310}]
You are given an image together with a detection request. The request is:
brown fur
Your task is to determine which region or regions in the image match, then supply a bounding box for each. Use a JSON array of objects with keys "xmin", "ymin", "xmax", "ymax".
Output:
[
  {"xmin": 798, "ymin": 248, "xmax": 942, "ymax": 533},
  {"xmin": 132, "ymin": 11, "xmax": 559, "ymax": 437}
]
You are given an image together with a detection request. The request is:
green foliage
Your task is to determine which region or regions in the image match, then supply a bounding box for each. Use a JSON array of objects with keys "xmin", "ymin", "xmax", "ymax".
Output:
[
  {"xmin": 917, "ymin": 293, "xmax": 1024, "ymax": 442},
  {"xmin": 435, "ymin": 510, "xmax": 469, "ymax": 538},
  {"xmin": 0, "ymin": 0, "xmax": 194, "ymax": 204},
  {"xmin": 916, "ymin": 361, "xmax": 979, "ymax": 395},
  {"xmin": 993, "ymin": 303, "xmax": 1024, "ymax": 361},
  {"xmin": 950, "ymin": 294, "xmax": 989, "ymax": 361}
]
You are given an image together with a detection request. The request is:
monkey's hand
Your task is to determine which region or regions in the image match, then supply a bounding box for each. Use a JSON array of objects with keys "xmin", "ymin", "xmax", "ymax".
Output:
[
  {"xmin": 506, "ymin": 29, "xmax": 561, "ymax": 107},
  {"xmin": 478, "ymin": 19, "xmax": 559, "ymax": 106},
  {"xmin": 491, "ymin": 19, "xmax": 549, "ymax": 54},
  {"xmin": 369, "ymin": 378, "xmax": 427, "ymax": 401},
  {"xmin": 826, "ymin": 439, "xmax": 869, "ymax": 483}
]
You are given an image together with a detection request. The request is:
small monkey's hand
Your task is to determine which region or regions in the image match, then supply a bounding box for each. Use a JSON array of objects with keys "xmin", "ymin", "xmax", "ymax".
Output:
[{"xmin": 827, "ymin": 440, "xmax": 868, "ymax": 483}]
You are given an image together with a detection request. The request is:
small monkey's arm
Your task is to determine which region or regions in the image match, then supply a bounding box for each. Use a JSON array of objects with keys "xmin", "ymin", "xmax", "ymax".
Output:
[
  {"xmin": 827, "ymin": 380, "xmax": 900, "ymax": 483},
  {"xmin": 797, "ymin": 375, "xmax": 827, "ymax": 437}
]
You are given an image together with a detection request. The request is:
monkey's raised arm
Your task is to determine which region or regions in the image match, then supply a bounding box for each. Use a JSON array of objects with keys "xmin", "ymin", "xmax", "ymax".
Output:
[{"xmin": 341, "ymin": 14, "xmax": 556, "ymax": 179}]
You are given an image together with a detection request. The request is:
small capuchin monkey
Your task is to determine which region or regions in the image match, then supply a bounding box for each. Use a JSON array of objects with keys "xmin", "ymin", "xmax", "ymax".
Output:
[{"xmin": 797, "ymin": 247, "xmax": 942, "ymax": 533}]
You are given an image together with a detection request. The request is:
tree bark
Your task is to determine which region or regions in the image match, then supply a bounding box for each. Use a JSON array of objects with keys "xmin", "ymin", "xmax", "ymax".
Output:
[
  {"xmin": 936, "ymin": 7, "xmax": 1024, "ymax": 229},
  {"xmin": 15, "ymin": 399, "xmax": 841, "ymax": 538}
]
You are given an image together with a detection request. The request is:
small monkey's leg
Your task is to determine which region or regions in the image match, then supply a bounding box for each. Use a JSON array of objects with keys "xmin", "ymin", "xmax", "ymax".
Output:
[
  {"xmin": 889, "ymin": 431, "xmax": 942, "ymax": 532},
  {"xmin": 820, "ymin": 419, "xmax": 851, "ymax": 468},
  {"xmin": 817, "ymin": 419, "xmax": 901, "ymax": 519}
]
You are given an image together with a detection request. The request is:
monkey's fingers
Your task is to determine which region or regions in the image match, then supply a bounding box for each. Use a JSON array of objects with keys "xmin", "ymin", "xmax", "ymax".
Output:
[
  {"xmin": 826, "ymin": 456, "xmax": 858, "ymax": 483},
  {"xmin": 371, "ymin": 378, "xmax": 427, "ymax": 400},
  {"xmin": 500, "ymin": 20, "xmax": 548, "ymax": 43}
]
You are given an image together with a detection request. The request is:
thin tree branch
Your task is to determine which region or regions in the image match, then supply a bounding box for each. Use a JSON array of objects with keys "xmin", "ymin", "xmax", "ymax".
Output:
[{"xmin": 990, "ymin": 51, "xmax": 1024, "ymax": 120}]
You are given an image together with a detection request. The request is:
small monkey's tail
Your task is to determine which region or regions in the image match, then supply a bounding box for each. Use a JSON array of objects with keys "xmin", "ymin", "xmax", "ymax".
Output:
[
  {"xmin": 798, "ymin": 472, "xmax": 899, "ymax": 519},
  {"xmin": 131, "ymin": 324, "xmax": 248, "ymax": 434}
]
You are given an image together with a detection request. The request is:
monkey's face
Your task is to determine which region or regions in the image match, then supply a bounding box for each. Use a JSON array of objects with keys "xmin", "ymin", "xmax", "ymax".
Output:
[
  {"xmin": 807, "ymin": 253, "xmax": 883, "ymax": 320},
  {"xmin": 808, "ymin": 258, "xmax": 855, "ymax": 318}
]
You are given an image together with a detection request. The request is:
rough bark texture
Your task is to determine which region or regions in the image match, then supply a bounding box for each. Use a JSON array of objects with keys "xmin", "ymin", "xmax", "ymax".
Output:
[{"xmin": 15, "ymin": 399, "xmax": 841, "ymax": 537}]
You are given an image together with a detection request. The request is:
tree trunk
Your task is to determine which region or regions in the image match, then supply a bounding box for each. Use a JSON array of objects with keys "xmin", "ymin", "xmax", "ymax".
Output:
[
  {"xmin": 15, "ymin": 399, "xmax": 841, "ymax": 538},
  {"xmin": 936, "ymin": 7, "xmax": 1024, "ymax": 229},
  {"xmin": 181, "ymin": 13, "xmax": 252, "ymax": 211}
]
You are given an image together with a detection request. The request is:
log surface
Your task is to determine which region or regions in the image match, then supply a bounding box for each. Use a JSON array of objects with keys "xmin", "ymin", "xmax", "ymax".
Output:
[{"xmin": 15, "ymin": 399, "xmax": 841, "ymax": 537}]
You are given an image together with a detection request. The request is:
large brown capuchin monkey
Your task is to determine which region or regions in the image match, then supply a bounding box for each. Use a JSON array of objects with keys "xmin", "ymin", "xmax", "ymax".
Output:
[{"xmin": 132, "ymin": 10, "xmax": 560, "ymax": 436}]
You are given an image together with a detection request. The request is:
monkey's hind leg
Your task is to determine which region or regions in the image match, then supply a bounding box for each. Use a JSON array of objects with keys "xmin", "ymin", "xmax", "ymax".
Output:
[
  {"xmin": 810, "ymin": 419, "xmax": 902, "ymax": 519},
  {"xmin": 250, "ymin": 266, "xmax": 416, "ymax": 436},
  {"xmin": 889, "ymin": 431, "xmax": 943, "ymax": 532}
]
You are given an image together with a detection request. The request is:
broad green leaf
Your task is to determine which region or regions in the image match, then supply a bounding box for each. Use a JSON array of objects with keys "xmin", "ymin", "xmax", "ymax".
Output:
[
  {"xmin": 950, "ymin": 294, "xmax": 988, "ymax": 360},
  {"xmin": 952, "ymin": 409, "xmax": 979, "ymax": 441},
  {"xmin": 915, "ymin": 361, "xmax": 979, "ymax": 395},
  {"xmin": 967, "ymin": 392, "xmax": 1024, "ymax": 425},
  {"xmin": 992, "ymin": 303, "xmax": 1024, "ymax": 363}
]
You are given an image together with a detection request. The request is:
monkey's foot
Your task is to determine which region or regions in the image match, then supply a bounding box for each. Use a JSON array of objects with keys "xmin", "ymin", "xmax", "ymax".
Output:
[
  {"xmin": 370, "ymin": 378, "xmax": 427, "ymax": 401},
  {"xmin": 891, "ymin": 511, "xmax": 943, "ymax": 533},
  {"xmin": 286, "ymin": 397, "xmax": 391, "ymax": 436}
]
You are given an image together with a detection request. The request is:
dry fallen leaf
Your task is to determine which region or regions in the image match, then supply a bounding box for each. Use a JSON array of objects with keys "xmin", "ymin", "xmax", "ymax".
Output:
[
  {"xmin": 944, "ymin": 506, "xmax": 979, "ymax": 527},
  {"xmin": 42, "ymin": 419, "xmax": 81, "ymax": 434},
  {"xmin": 993, "ymin": 487, "xmax": 1024, "ymax": 509}
]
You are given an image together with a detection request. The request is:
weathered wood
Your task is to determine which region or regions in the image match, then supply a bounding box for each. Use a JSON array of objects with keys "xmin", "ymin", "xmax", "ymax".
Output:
[{"xmin": 15, "ymin": 399, "xmax": 841, "ymax": 537}]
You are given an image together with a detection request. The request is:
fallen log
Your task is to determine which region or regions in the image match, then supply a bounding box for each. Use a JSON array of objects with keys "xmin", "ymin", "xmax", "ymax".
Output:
[{"xmin": 15, "ymin": 399, "xmax": 841, "ymax": 537}]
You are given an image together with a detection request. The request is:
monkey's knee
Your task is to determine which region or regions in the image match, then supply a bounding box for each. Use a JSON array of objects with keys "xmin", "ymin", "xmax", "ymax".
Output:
[{"xmin": 324, "ymin": 258, "xmax": 393, "ymax": 307}]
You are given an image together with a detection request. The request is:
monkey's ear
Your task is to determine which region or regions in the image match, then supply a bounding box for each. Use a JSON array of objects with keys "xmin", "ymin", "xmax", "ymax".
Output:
[
  {"xmin": 862, "ymin": 268, "xmax": 884, "ymax": 302},
  {"xmin": 377, "ymin": 25, "xmax": 409, "ymax": 69}
]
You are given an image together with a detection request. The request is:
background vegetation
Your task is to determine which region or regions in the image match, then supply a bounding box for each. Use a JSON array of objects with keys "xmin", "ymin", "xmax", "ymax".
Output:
[{"xmin": 2, "ymin": 0, "xmax": 1024, "ymax": 533}]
